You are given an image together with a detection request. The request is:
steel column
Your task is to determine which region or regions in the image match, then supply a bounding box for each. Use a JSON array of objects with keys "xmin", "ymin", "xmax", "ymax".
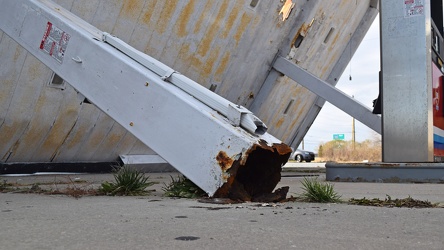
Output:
[{"xmin": 380, "ymin": 0, "xmax": 433, "ymax": 162}]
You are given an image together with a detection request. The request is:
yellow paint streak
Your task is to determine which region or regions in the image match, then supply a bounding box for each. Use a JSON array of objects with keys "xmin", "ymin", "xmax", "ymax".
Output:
[
  {"xmin": 233, "ymin": 13, "xmax": 252, "ymax": 47},
  {"xmin": 220, "ymin": 3, "xmax": 241, "ymax": 39},
  {"xmin": 176, "ymin": 1, "xmax": 195, "ymax": 37},
  {"xmin": 214, "ymin": 51, "xmax": 231, "ymax": 82},
  {"xmin": 193, "ymin": 1, "xmax": 213, "ymax": 34},
  {"xmin": 154, "ymin": 0, "xmax": 179, "ymax": 34},
  {"xmin": 141, "ymin": 1, "xmax": 157, "ymax": 25},
  {"xmin": 121, "ymin": 0, "xmax": 144, "ymax": 18},
  {"xmin": 197, "ymin": 1, "xmax": 229, "ymax": 57}
]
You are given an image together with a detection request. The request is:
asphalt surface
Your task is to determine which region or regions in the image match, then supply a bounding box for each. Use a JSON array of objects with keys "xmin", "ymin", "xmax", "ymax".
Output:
[{"xmin": 1, "ymin": 168, "xmax": 444, "ymax": 250}]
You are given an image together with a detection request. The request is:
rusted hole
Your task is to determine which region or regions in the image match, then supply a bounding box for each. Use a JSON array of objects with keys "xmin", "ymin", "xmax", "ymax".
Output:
[{"xmin": 214, "ymin": 141, "xmax": 292, "ymax": 202}]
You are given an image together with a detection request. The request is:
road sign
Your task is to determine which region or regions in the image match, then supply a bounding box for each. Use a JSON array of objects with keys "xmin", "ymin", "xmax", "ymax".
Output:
[{"xmin": 333, "ymin": 134, "xmax": 345, "ymax": 140}]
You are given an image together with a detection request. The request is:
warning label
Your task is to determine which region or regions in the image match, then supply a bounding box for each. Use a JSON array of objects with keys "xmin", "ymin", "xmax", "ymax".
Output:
[
  {"xmin": 40, "ymin": 22, "xmax": 71, "ymax": 63},
  {"xmin": 404, "ymin": 0, "xmax": 424, "ymax": 18}
]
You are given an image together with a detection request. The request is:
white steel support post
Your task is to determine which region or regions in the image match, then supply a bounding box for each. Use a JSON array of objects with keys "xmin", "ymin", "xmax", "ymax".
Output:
[
  {"xmin": 272, "ymin": 56, "xmax": 382, "ymax": 136},
  {"xmin": 0, "ymin": 0, "xmax": 291, "ymax": 198},
  {"xmin": 380, "ymin": 0, "xmax": 433, "ymax": 162}
]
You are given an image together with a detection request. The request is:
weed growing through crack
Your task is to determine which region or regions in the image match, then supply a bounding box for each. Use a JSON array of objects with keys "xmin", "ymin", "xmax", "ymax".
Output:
[
  {"xmin": 349, "ymin": 195, "xmax": 438, "ymax": 208},
  {"xmin": 300, "ymin": 177, "xmax": 342, "ymax": 203},
  {"xmin": 162, "ymin": 175, "xmax": 206, "ymax": 199},
  {"xmin": 0, "ymin": 179, "xmax": 14, "ymax": 192},
  {"xmin": 100, "ymin": 167, "xmax": 154, "ymax": 196}
]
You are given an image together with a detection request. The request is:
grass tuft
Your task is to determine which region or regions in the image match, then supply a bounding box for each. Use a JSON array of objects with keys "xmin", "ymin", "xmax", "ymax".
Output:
[
  {"xmin": 300, "ymin": 177, "xmax": 342, "ymax": 203},
  {"xmin": 162, "ymin": 175, "xmax": 206, "ymax": 199},
  {"xmin": 100, "ymin": 167, "xmax": 154, "ymax": 196}
]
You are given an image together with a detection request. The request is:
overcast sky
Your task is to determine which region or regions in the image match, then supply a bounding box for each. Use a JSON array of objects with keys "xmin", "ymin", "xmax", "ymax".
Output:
[{"xmin": 301, "ymin": 16, "xmax": 381, "ymax": 152}]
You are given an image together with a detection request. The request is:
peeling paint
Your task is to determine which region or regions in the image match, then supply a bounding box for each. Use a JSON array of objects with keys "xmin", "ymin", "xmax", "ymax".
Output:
[{"xmin": 279, "ymin": 0, "xmax": 295, "ymax": 21}]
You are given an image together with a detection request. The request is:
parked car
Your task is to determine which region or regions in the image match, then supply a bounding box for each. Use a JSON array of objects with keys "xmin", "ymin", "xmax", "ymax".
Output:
[{"xmin": 292, "ymin": 149, "xmax": 315, "ymax": 162}]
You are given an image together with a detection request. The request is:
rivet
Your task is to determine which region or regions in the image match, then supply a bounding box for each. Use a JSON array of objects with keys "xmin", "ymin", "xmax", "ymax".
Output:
[
  {"xmin": 130, "ymin": 122, "xmax": 134, "ymax": 126},
  {"xmin": 145, "ymin": 82, "xmax": 149, "ymax": 86}
]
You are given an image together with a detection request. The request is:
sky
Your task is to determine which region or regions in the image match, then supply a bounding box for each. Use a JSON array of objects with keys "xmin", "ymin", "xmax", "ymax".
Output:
[{"xmin": 301, "ymin": 16, "xmax": 381, "ymax": 152}]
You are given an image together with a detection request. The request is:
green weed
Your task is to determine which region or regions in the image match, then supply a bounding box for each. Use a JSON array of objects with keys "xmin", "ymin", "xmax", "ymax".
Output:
[
  {"xmin": 100, "ymin": 167, "xmax": 154, "ymax": 196},
  {"xmin": 162, "ymin": 175, "xmax": 206, "ymax": 199},
  {"xmin": 300, "ymin": 177, "xmax": 342, "ymax": 203}
]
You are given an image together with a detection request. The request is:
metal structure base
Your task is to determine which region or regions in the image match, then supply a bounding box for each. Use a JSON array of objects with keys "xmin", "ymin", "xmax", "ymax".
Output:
[{"xmin": 326, "ymin": 162, "xmax": 444, "ymax": 183}]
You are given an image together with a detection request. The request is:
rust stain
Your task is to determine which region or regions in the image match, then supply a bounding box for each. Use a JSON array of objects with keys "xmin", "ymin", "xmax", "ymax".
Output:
[
  {"xmin": 13, "ymin": 46, "xmax": 21, "ymax": 62},
  {"xmin": 27, "ymin": 61, "xmax": 43, "ymax": 82},
  {"xmin": 216, "ymin": 151, "xmax": 233, "ymax": 172},
  {"xmin": 233, "ymin": 12, "xmax": 252, "ymax": 47},
  {"xmin": 141, "ymin": 1, "xmax": 157, "ymax": 25},
  {"xmin": 176, "ymin": 1, "xmax": 195, "ymax": 37},
  {"xmin": 38, "ymin": 109, "xmax": 79, "ymax": 158},
  {"xmin": 214, "ymin": 51, "xmax": 230, "ymax": 82},
  {"xmin": 121, "ymin": 0, "xmax": 144, "ymax": 18},
  {"xmin": 201, "ymin": 46, "xmax": 221, "ymax": 78},
  {"xmin": 279, "ymin": 0, "xmax": 295, "ymax": 21},
  {"xmin": 155, "ymin": 0, "xmax": 179, "ymax": 34},
  {"xmin": 275, "ymin": 117, "xmax": 284, "ymax": 128},
  {"xmin": 190, "ymin": 55, "xmax": 203, "ymax": 73},
  {"xmin": 196, "ymin": 0, "xmax": 229, "ymax": 57},
  {"xmin": 291, "ymin": 21, "xmax": 314, "ymax": 47},
  {"xmin": 176, "ymin": 43, "xmax": 192, "ymax": 66},
  {"xmin": 220, "ymin": 2, "xmax": 241, "ymax": 39},
  {"xmin": 329, "ymin": 32, "xmax": 341, "ymax": 48},
  {"xmin": 193, "ymin": 1, "xmax": 213, "ymax": 34},
  {"xmin": 0, "ymin": 122, "xmax": 20, "ymax": 161}
]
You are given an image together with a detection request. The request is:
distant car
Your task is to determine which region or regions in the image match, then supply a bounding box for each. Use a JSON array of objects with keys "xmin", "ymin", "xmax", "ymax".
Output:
[{"xmin": 292, "ymin": 149, "xmax": 315, "ymax": 162}]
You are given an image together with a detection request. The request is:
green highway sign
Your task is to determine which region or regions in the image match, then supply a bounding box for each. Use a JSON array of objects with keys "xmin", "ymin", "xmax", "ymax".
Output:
[{"xmin": 333, "ymin": 134, "xmax": 345, "ymax": 140}]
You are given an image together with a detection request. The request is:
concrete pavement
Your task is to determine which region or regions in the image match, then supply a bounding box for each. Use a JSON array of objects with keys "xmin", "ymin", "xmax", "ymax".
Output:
[{"xmin": 1, "ymin": 170, "xmax": 444, "ymax": 249}]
